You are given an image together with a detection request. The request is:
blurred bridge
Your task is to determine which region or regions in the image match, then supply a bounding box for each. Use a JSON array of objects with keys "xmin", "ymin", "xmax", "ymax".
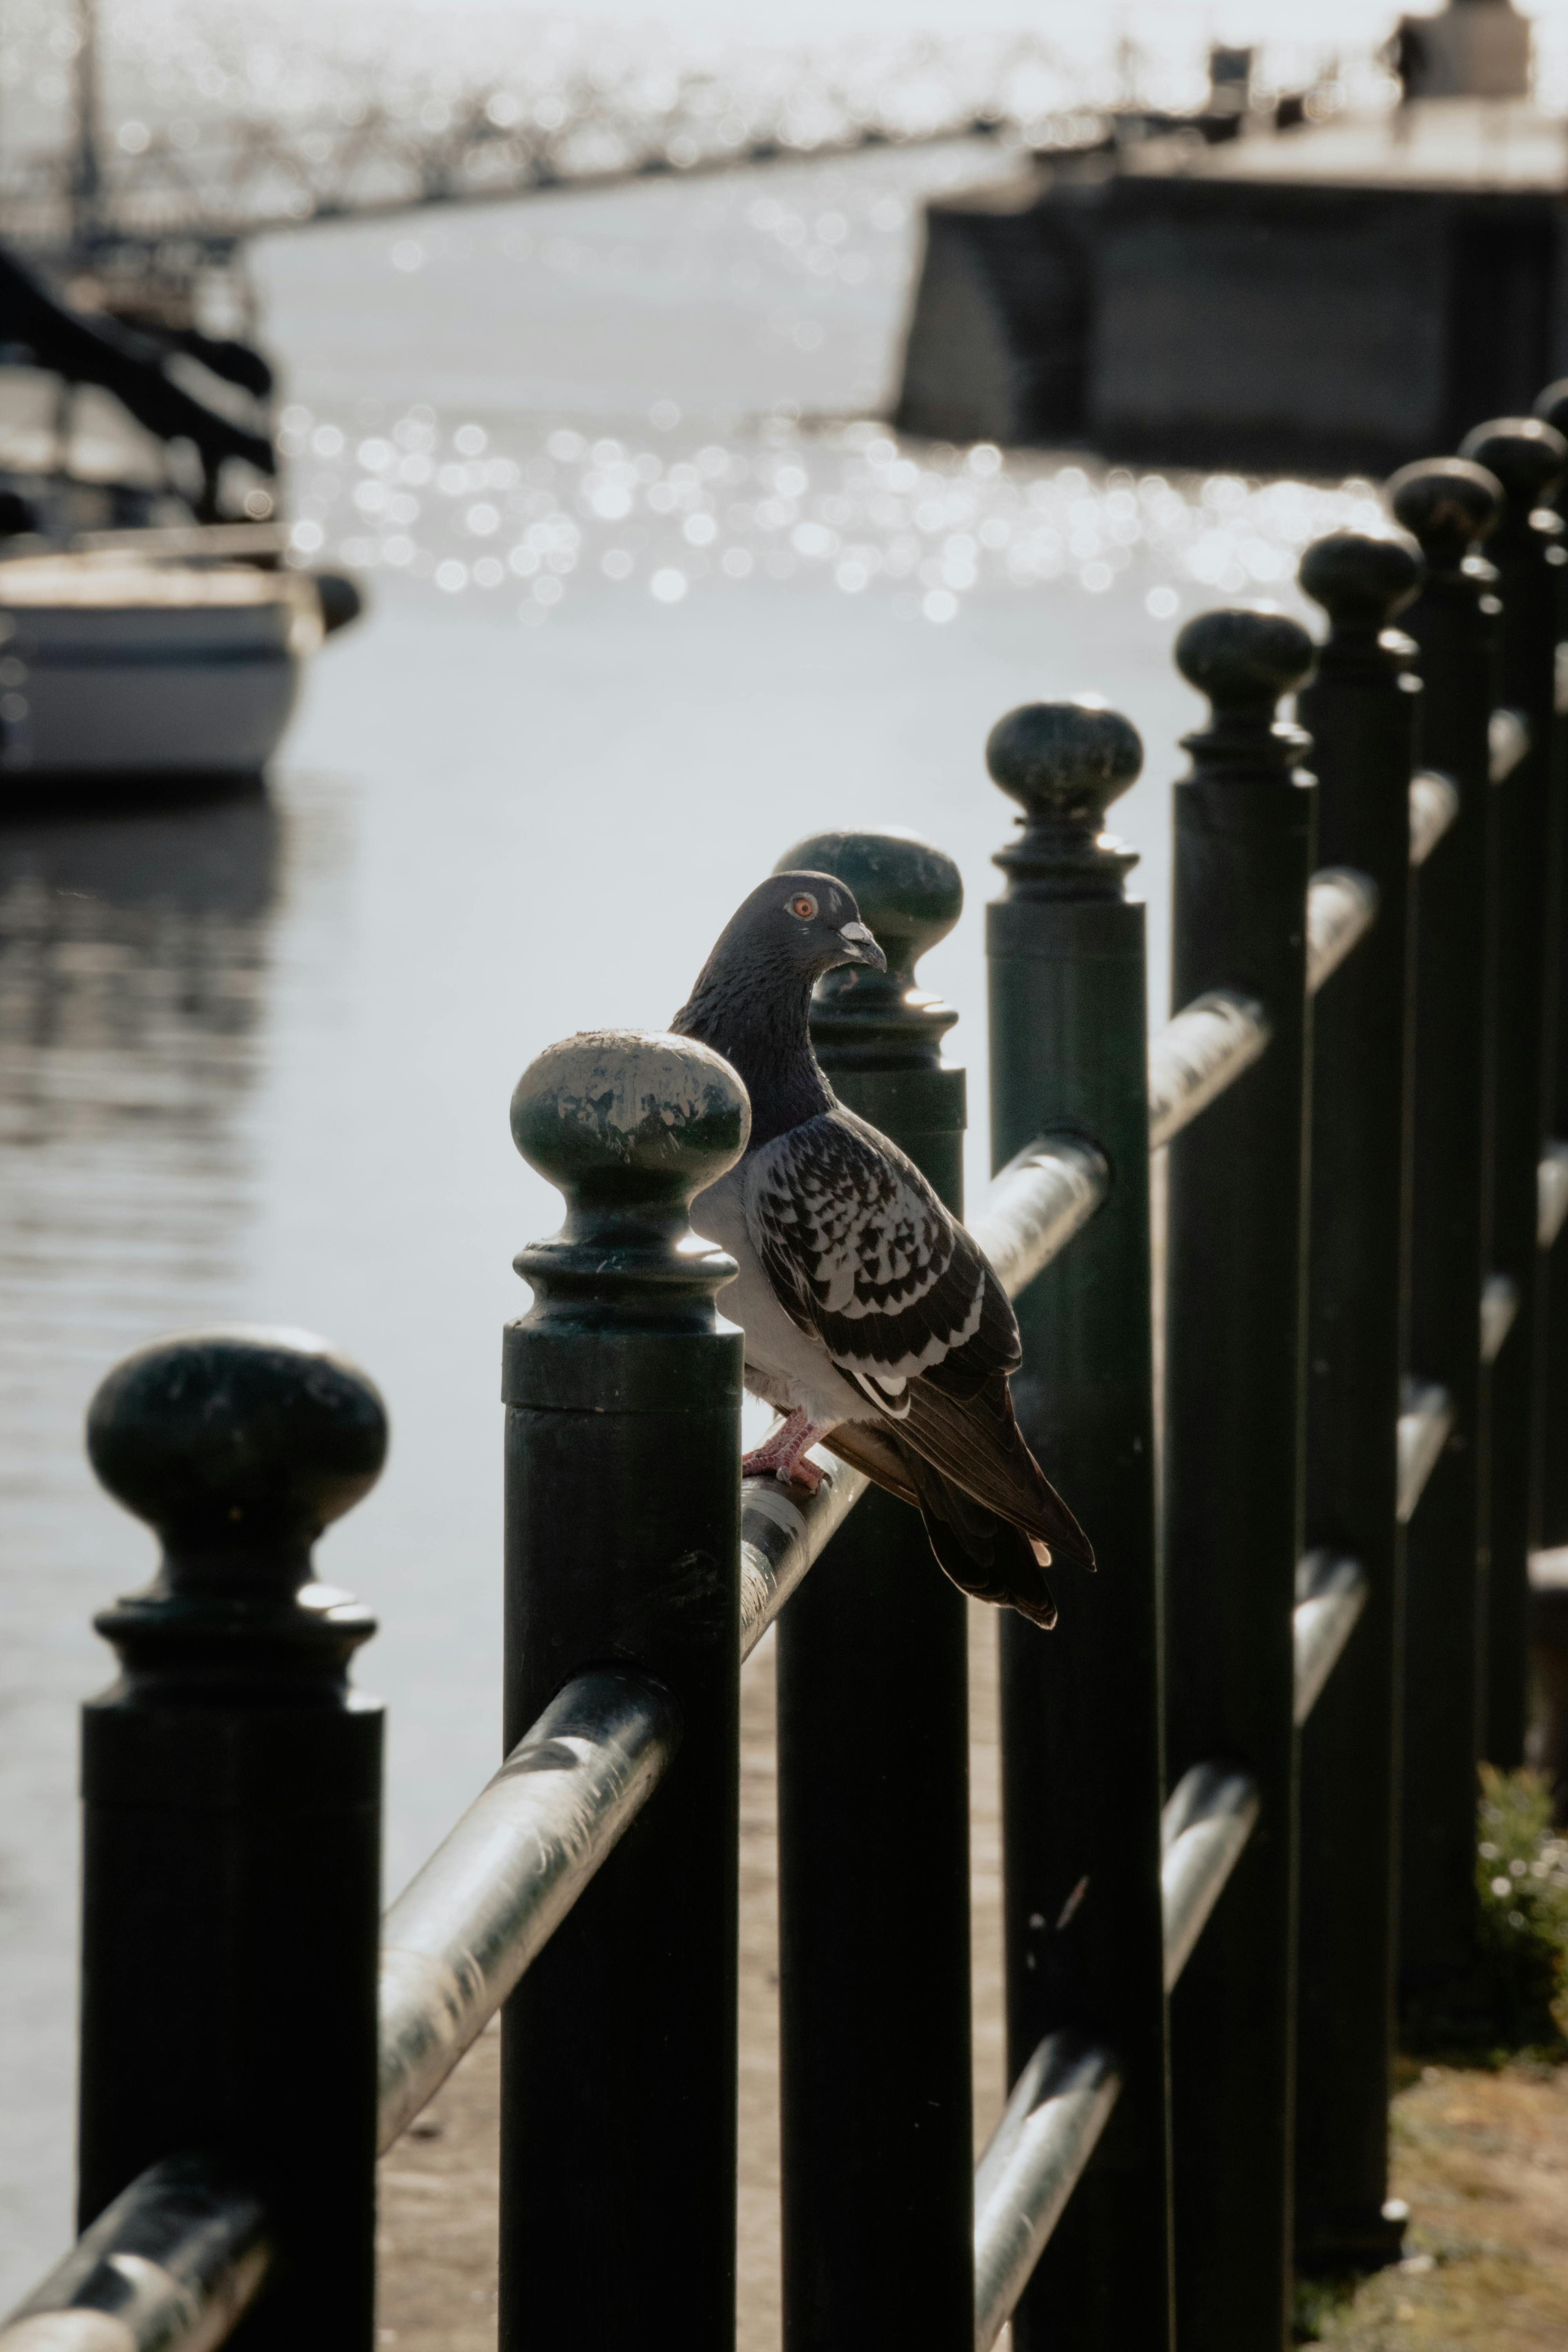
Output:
[{"xmin": 0, "ymin": 46, "xmax": 1078, "ymax": 262}]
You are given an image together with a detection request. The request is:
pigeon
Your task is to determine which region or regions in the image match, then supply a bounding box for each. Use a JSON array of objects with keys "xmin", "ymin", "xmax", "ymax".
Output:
[{"xmin": 671, "ymin": 869, "xmax": 1093, "ymax": 1630}]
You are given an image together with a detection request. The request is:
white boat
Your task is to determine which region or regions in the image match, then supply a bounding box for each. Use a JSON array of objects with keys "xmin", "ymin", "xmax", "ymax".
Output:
[{"xmin": 0, "ymin": 542, "xmax": 333, "ymax": 787}]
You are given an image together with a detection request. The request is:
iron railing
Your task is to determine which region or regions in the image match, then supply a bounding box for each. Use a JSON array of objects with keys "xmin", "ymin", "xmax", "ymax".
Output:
[{"xmin": 9, "ymin": 392, "xmax": 1568, "ymax": 2352}]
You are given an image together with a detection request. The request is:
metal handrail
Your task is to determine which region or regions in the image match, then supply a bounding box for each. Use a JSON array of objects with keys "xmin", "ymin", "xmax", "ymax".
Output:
[
  {"xmin": 1292, "ymin": 1551, "xmax": 1368, "ymax": 1727},
  {"xmin": 972, "ymin": 2033, "xmax": 1123, "ymax": 2350},
  {"xmin": 971, "ymin": 1546, "xmax": 1363, "ymax": 2349},
  {"xmin": 1397, "ymin": 1380, "xmax": 1454, "ymax": 1523},
  {"xmin": 1481, "ymin": 1272, "xmax": 1520, "ymax": 1367},
  {"xmin": 1489, "ymin": 705, "xmax": 1530, "ymax": 783},
  {"xmin": 1306, "ymin": 868, "xmax": 1379, "ymax": 997},
  {"xmin": 0, "ymin": 2156, "xmax": 270, "ymax": 2350},
  {"xmin": 2, "ymin": 888, "xmax": 1387, "ymax": 2352},
  {"xmin": 1409, "ymin": 769, "xmax": 1460, "ymax": 866},
  {"xmin": 377, "ymin": 1670, "xmax": 680, "ymax": 2151},
  {"xmin": 1539, "ymin": 1141, "xmax": 1568, "ymax": 1250},
  {"xmin": 1149, "ymin": 990, "xmax": 1269, "ymax": 1149},
  {"xmin": 1147, "ymin": 863, "xmax": 1379, "ymax": 1155}
]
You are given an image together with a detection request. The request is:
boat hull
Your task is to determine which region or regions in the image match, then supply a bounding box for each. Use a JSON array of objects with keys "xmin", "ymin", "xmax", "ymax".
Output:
[{"xmin": 0, "ymin": 559, "xmax": 322, "ymax": 786}]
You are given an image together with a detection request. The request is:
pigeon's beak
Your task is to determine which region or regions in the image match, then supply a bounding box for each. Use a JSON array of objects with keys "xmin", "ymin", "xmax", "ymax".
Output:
[{"xmin": 837, "ymin": 921, "xmax": 887, "ymax": 973}]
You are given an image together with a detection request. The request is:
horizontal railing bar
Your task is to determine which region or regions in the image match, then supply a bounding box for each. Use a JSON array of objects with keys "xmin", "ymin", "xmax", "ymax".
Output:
[
  {"xmin": 377, "ymin": 1666, "xmax": 680, "ymax": 2151},
  {"xmin": 1480, "ymin": 1273, "xmax": 1520, "ymax": 1367},
  {"xmin": 1306, "ymin": 867, "xmax": 1379, "ymax": 997},
  {"xmin": 971, "ymin": 2031, "xmax": 1123, "ymax": 2352},
  {"xmin": 975, "ymin": 1733, "xmax": 1275, "ymax": 2345},
  {"xmin": 1160, "ymin": 1760, "xmax": 1262, "ymax": 1995},
  {"xmin": 1397, "ymin": 1379, "xmax": 1454, "ymax": 1523},
  {"xmin": 1292, "ymin": 1550, "xmax": 1368, "ymax": 1728},
  {"xmin": 0, "ymin": 2155, "xmax": 270, "ymax": 2350},
  {"xmin": 967, "ymin": 1136, "xmax": 1110, "ymax": 1303},
  {"xmin": 1531, "ymin": 1544, "xmax": 1568, "ymax": 1592},
  {"xmin": 1540, "ymin": 1142, "xmax": 1568, "ymax": 1251},
  {"xmin": 1489, "ymin": 705, "xmax": 1530, "ymax": 784},
  {"xmin": 740, "ymin": 1456, "xmax": 866, "ymax": 1660},
  {"xmin": 970, "ymin": 1533, "xmax": 1363, "ymax": 2334},
  {"xmin": 1148, "ymin": 989, "xmax": 1270, "ymax": 1150},
  {"xmin": 1409, "ymin": 769, "xmax": 1460, "ymax": 867}
]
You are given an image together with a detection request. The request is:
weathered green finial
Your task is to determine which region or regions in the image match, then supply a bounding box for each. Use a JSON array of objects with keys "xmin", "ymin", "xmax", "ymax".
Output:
[
  {"xmin": 775, "ymin": 828, "xmax": 962, "ymax": 1065},
  {"xmin": 986, "ymin": 699, "xmax": 1143, "ymax": 900},
  {"xmin": 1458, "ymin": 416, "xmax": 1567, "ymax": 513},
  {"xmin": 1299, "ymin": 530, "xmax": 1421, "ymax": 637},
  {"xmin": 86, "ymin": 1326, "xmax": 385, "ymax": 1680},
  {"xmin": 511, "ymin": 1028, "xmax": 748, "ymax": 1326},
  {"xmin": 1175, "ymin": 606, "xmax": 1315, "ymax": 780},
  {"xmin": 1386, "ymin": 456, "xmax": 1503, "ymax": 571}
]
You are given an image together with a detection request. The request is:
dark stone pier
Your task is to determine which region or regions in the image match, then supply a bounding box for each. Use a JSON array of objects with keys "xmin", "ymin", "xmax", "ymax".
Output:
[{"xmin": 897, "ymin": 100, "xmax": 1568, "ymax": 474}]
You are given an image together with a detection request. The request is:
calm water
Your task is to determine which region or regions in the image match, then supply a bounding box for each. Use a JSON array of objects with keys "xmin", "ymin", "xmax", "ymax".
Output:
[{"xmin": 0, "ymin": 131, "xmax": 1378, "ymax": 2291}]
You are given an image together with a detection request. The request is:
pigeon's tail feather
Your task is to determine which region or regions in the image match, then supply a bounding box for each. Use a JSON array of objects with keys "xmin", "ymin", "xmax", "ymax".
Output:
[
  {"xmin": 900, "ymin": 1448, "xmax": 1058, "ymax": 1630},
  {"xmin": 901, "ymin": 1371, "xmax": 1096, "ymax": 1574},
  {"xmin": 819, "ymin": 1415, "xmax": 1065, "ymax": 1632}
]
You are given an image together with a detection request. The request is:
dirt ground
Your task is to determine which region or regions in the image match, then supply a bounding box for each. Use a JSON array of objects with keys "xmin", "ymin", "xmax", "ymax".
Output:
[
  {"xmin": 375, "ymin": 1604, "xmax": 1568, "ymax": 2350},
  {"xmin": 1305, "ymin": 2062, "xmax": 1568, "ymax": 2349}
]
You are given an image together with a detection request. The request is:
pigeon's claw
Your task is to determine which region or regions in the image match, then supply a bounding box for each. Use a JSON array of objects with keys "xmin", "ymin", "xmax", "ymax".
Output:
[{"xmin": 742, "ymin": 1406, "xmax": 833, "ymax": 1494}]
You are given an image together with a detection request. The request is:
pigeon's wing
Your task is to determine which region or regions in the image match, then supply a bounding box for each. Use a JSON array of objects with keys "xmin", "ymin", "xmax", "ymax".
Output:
[
  {"xmin": 902, "ymin": 1373, "xmax": 1095, "ymax": 1570},
  {"xmin": 747, "ymin": 1109, "xmax": 1095, "ymax": 1583},
  {"xmin": 743, "ymin": 1107, "xmax": 1020, "ymax": 1420}
]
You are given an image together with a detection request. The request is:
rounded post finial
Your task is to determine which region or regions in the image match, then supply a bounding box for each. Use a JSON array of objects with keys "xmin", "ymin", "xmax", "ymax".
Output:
[
  {"xmin": 775, "ymin": 830, "xmax": 960, "ymax": 986},
  {"xmin": 512, "ymin": 1029, "xmax": 748, "ymax": 1318},
  {"xmin": 775, "ymin": 830, "xmax": 962, "ymax": 1062},
  {"xmin": 1386, "ymin": 456, "xmax": 1503, "ymax": 570},
  {"xmin": 1174, "ymin": 606, "xmax": 1314, "ymax": 715},
  {"xmin": 1534, "ymin": 377, "xmax": 1568, "ymax": 443},
  {"xmin": 87, "ymin": 1327, "xmax": 387, "ymax": 1574},
  {"xmin": 1298, "ymin": 530, "xmax": 1421, "ymax": 635},
  {"xmin": 1456, "ymin": 416, "xmax": 1568, "ymax": 510},
  {"xmin": 986, "ymin": 699, "xmax": 1143, "ymax": 899},
  {"xmin": 1174, "ymin": 606, "xmax": 1314, "ymax": 782},
  {"xmin": 512, "ymin": 1028, "xmax": 749, "ymax": 1209}
]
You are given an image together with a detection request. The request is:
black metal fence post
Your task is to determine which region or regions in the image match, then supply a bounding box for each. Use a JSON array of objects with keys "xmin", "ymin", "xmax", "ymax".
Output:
[
  {"xmin": 80, "ymin": 1328, "xmax": 387, "ymax": 2350},
  {"xmin": 1383, "ymin": 457, "xmax": 1504, "ymax": 2025},
  {"xmin": 1162, "ymin": 607, "xmax": 1317, "ymax": 2350},
  {"xmin": 983, "ymin": 704, "xmax": 1171, "ymax": 2352},
  {"xmin": 1523, "ymin": 376, "xmax": 1568, "ymax": 1769},
  {"xmin": 499, "ymin": 1030, "xmax": 748, "ymax": 2352},
  {"xmin": 1291, "ymin": 531, "xmax": 1421, "ymax": 2273},
  {"xmin": 768, "ymin": 829, "xmax": 975, "ymax": 2352},
  {"xmin": 1455, "ymin": 417, "xmax": 1568, "ymax": 1766}
]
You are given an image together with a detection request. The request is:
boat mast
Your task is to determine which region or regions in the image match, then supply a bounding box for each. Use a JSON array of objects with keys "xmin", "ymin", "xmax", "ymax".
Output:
[{"xmin": 69, "ymin": 0, "xmax": 102, "ymax": 252}]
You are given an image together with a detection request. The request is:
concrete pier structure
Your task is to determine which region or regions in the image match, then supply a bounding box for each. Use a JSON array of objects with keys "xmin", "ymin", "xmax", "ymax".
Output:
[{"xmin": 896, "ymin": 99, "xmax": 1568, "ymax": 474}]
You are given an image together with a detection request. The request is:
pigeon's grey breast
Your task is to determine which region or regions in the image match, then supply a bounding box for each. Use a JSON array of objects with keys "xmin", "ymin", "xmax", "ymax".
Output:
[{"xmin": 688, "ymin": 1159, "xmax": 869, "ymax": 1426}]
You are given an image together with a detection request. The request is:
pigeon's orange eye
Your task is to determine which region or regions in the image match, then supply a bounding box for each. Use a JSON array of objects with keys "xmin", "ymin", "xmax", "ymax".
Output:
[{"xmin": 788, "ymin": 893, "xmax": 818, "ymax": 920}]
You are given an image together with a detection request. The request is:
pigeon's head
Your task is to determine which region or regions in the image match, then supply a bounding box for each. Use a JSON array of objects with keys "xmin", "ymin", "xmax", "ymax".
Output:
[{"xmin": 711, "ymin": 870, "xmax": 888, "ymax": 986}]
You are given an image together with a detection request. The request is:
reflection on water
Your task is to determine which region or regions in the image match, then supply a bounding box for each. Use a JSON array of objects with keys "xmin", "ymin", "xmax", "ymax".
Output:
[
  {"xmin": 0, "ymin": 795, "xmax": 278, "ymax": 1409},
  {"xmin": 0, "ymin": 789, "xmax": 286, "ymax": 2274}
]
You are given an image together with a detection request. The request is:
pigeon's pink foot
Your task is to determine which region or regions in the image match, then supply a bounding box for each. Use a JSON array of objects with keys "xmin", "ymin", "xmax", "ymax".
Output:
[{"xmin": 742, "ymin": 1408, "xmax": 831, "ymax": 1494}]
